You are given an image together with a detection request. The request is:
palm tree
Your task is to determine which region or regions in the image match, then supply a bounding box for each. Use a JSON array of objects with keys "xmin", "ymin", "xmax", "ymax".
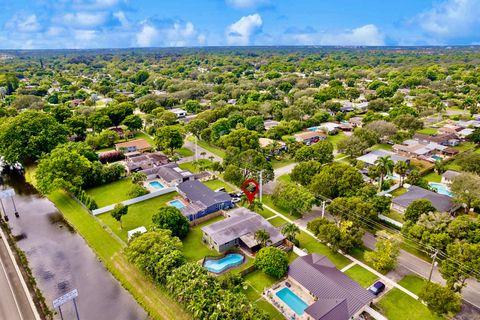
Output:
[
  {"xmin": 254, "ymin": 229, "xmax": 271, "ymax": 247},
  {"xmin": 394, "ymin": 161, "xmax": 408, "ymax": 187},
  {"xmin": 375, "ymin": 156, "xmax": 394, "ymax": 192},
  {"xmin": 240, "ymin": 195, "xmax": 263, "ymax": 213},
  {"xmin": 281, "ymin": 223, "xmax": 300, "ymax": 242}
]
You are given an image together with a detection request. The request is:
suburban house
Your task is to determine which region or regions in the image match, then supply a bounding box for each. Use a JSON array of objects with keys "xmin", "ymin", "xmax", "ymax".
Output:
[
  {"xmin": 142, "ymin": 163, "xmax": 194, "ymax": 185},
  {"xmin": 115, "ymin": 138, "xmax": 152, "ymax": 153},
  {"xmin": 259, "ymin": 138, "xmax": 287, "ymax": 155},
  {"xmin": 264, "ymin": 120, "xmax": 279, "ymax": 130},
  {"xmin": 357, "ymin": 149, "xmax": 408, "ymax": 166},
  {"xmin": 393, "ymin": 140, "xmax": 458, "ymax": 160},
  {"xmin": 286, "ymin": 254, "xmax": 375, "ymax": 320},
  {"xmin": 413, "ymin": 133, "xmax": 460, "ymax": 146},
  {"xmin": 177, "ymin": 180, "xmax": 233, "ymax": 221},
  {"xmin": 318, "ymin": 122, "xmax": 340, "ymax": 134},
  {"xmin": 294, "ymin": 131, "xmax": 327, "ymax": 145},
  {"xmin": 170, "ymin": 108, "xmax": 187, "ymax": 118},
  {"xmin": 201, "ymin": 207, "xmax": 285, "ymax": 253},
  {"xmin": 391, "ymin": 186, "xmax": 458, "ymax": 214},
  {"xmin": 442, "ymin": 170, "xmax": 460, "ymax": 184},
  {"xmin": 348, "ymin": 116, "xmax": 363, "ymax": 128},
  {"xmin": 438, "ymin": 124, "xmax": 462, "ymax": 135},
  {"xmin": 125, "ymin": 152, "xmax": 169, "ymax": 173}
]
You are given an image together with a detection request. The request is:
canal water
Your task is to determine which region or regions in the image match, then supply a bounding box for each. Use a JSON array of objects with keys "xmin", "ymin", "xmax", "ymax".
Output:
[{"xmin": 0, "ymin": 172, "xmax": 147, "ymax": 320}]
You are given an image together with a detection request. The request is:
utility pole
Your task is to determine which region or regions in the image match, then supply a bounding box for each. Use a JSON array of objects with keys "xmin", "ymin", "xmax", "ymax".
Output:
[
  {"xmin": 195, "ymin": 136, "xmax": 198, "ymax": 162},
  {"xmin": 259, "ymin": 170, "xmax": 264, "ymax": 203},
  {"xmin": 428, "ymin": 249, "xmax": 439, "ymax": 282},
  {"xmin": 321, "ymin": 200, "xmax": 326, "ymax": 218}
]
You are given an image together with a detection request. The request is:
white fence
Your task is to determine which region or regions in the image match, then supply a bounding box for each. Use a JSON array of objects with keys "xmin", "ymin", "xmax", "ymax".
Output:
[
  {"xmin": 92, "ymin": 187, "xmax": 177, "ymax": 215},
  {"xmin": 378, "ymin": 214, "xmax": 403, "ymax": 228}
]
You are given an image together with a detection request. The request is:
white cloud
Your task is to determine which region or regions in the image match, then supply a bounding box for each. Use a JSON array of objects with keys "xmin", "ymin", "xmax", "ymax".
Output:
[
  {"xmin": 62, "ymin": 12, "xmax": 107, "ymax": 27},
  {"xmin": 320, "ymin": 24, "xmax": 385, "ymax": 46},
  {"xmin": 5, "ymin": 14, "xmax": 41, "ymax": 32},
  {"xmin": 226, "ymin": 13, "xmax": 262, "ymax": 45},
  {"xmin": 226, "ymin": 0, "xmax": 270, "ymax": 9},
  {"xmin": 135, "ymin": 21, "xmax": 201, "ymax": 47},
  {"xmin": 414, "ymin": 0, "xmax": 480, "ymax": 38},
  {"xmin": 136, "ymin": 24, "xmax": 157, "ymax": 47},
  {"xmin": 74, "ymin": 30, "xmax": 97, "ymax": 42},
  {"xmin": 113, "ymin": 11, "xmax": 129, "ymax": 28}
]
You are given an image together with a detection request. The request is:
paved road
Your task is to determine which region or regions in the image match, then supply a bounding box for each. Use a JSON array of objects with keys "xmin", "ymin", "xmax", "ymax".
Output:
[
  {"xmin": 0, "ymin": 228, "xmax": 39, "ymax": 320},
  {"xmin": 183, "ymin": 137, "xmax": 223, "ymax": 163}
]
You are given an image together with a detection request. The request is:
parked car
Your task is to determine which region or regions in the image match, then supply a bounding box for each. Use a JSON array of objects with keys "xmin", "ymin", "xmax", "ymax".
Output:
[
  {"xmin": 369, "ymin": 281, "xmax": 385, "ymax": 296},
  {"xmin": 215, "ymin": 187, "xmax": 226, "ymax": 192},
  {"xmin": 231, "ymin": 198, "xmax": 241, "ymax": 204}
]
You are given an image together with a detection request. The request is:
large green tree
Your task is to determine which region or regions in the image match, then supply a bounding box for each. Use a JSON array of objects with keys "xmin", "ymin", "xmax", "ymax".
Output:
[
  {"xmin": 364, "ymin": 231, "xmax": 401, "ymax": 272},
  {"xmin": 294, "ymin": 140, "xmax": 334, "ymax": 163},
  {"xmin": 419, "ymin": 283, "xmax": 461, "ymax": 316},
  {"xmin": 450, "ymin": 172, "xmax": 480, "ymax": 213},
  {"xmin": 310, "ymin": 162, "xmax": 364, "ymax": 199},
  {"xmin": 374, "ymin": 155, "xmax": 394, "ymax": 191},
  {"xmin": 0, "ymin": 110, "xmax": 67, "ymax": 164},
  {"xmin": 272, "ymin": 182, "xmax": 315, "ymax": 216},
  {"xmin": 35, "ymin": 142, "xmax": 96, "ymax": 194},
  {"xmin": 254, "ymin": 247, "xmax": 289, "ymax": 279},
  {"xmin": 111, "ymin": 203, "xmax": 128, "ymax": 229},
  {"xmin": 152, "ymin": 207, "xmax": 190, "ymax": 239},
  {"xmin": 290, "ymin": 160, "xmax": 323, "ymax": 186},
  {"xmin": 155, "ymin": 126, "xmax": 184, "ymax": 154},
  {"xmin": 404, "ymin": 199, "xmax": 436, "ymax": 223}
]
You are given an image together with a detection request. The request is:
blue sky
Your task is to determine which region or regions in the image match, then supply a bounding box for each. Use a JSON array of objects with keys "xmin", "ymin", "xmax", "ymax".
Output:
[{"xmin": 1, "ymin": 0, "xmax": 480, "ymax": 49}]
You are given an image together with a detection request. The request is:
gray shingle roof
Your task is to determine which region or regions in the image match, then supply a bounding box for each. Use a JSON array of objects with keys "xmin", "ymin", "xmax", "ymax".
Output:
[
  {"xmin": 442, "ymin": 170, "xmax": 460, "ymax": 180},
  {"xmin": 201, "ymin": 207, "xmax": 285, "ymax": 247},
  {"xmin": 177, "ymin": 180, "xmax": 231, "ymax": 208},
  {"xmin": 288, "ymin": 254, "xmax": 375, "ymax": 320},
  {"xmin": 392, "ymin": 185, "xmax": 456, "ymax": 212}
]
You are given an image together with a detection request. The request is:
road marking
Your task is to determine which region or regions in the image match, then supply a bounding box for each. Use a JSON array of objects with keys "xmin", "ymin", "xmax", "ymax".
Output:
[{"xmin": 0, "ymin": 243, "xmax": 24, "ymax": 320}]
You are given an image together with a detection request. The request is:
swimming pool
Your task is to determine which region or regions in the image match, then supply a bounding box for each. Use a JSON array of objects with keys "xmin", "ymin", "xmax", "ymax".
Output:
[
  {"xmin": 307, "ymin": 126, "xmax": 319, "ymax": 131},
  {"xmin": 148, "ymin": 181, "xmax": 165, "ymax": 189},
  {"xmin": 168, "ymin": 199, "xmax": 185, "ymax": 209},
  {"xmin": 276, "ymin": 287, "xmax": 309, "ymax": 316},
  {"xmin": 203, "ymin": 253, "xmax": 244, "ymax": 273},
  {"xmin": 429, "ymin": 182, "xmax": 453, "ymax": 197},
  {"xmin": 431, "ymin": 155, "xmax": 443, "ymax": 161}
]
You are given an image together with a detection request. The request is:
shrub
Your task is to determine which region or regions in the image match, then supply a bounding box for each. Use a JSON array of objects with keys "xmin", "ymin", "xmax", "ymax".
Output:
[
  {"xmin": 128, "ymin": 184, "xmax": 149, "ymax": 198},
  {"xmin": 254, "ymin": 247, "xmax": 288, "ymax": 279}
]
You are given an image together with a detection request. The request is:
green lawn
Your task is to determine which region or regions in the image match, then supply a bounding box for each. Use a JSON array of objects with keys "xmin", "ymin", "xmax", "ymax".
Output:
[
  {"xmin": 370, "ymin": 143, "xmax": 393, "ymax": 151},
  {"xmin": 297, "ymin": 231, "xmax": 351, "ymax": 269},
  {"xmin": 271, "ymin": 158, "xmax": 295, "ymax": 169},
  {"xmin": 178, "ymin": 159, "xmax": 213, "ymax": 173},
  {"xmin": 398, "ymin": 275, "xmax": 429, "ymax": 296},
  {"xmin": 326, "ymin": 132, "xmax": 345, "ymax": 149},
  {"xmin": 344, "ymin": 264, "xmax": 378, "ymax": 288},
  {"xmin": 417, "ymin": 128, "xmax": 438, "ymax": 135},
  {"xmin": 175, "ymin": 147, "xmax": 194, "ymax": 157},
  {"xmin": 376, "ymin": 288, "xmax": 444, "ymax": 320},
  {"xmin": 453, "ymin": 141, "xmax": 476, "ymax": 152},
  {"xmin": 277, "ymin": 174, "xmax": 292, "ymax": 183},
  {"xmin": 86, "ymin": 178, "xmax": 135, "ymax": 207},
  {"xmin": 187, "ymin": 136, "xmax": 226, "ymax": 158},
  {"xmin": 390, "ymin": 187, "xmax": 407, "ymax": 197},
  {"xmin": 43, "ymin": 189, "xmax": 190, "ymax": 320},
  {"xmin": 135, "ymin": 132, "xmax": 155, "ymax": 145},
  {"xmin": 182, "ymin": 215, "xmax": 224, "ymax": 261},
  {"xmin": 424, "ymin": 172, "xmax": 441, "ymax": 183},
  {"xmin": 255, "ymin": 206, "xmax": 277, "ymax": 219},
  {"xmin": 383, "ymin": 209, "xmax": 405, "ymax": 223},
  {"xmin": 97, "ymin": 191, "xmax": 178, "ymax": 241},
  {"xmin": 203, "ymin": 179, "xmax": 235, "ymax": 192},
  {"xmin": 268, "ymin": 216, "xmax": 288, "ymax": 227}
]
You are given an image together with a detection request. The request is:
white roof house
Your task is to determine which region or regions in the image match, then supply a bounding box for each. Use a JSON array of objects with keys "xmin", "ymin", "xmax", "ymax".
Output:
[{"xmin": 170, "ymin": 108, "xmax": 187, "ymax": 118}]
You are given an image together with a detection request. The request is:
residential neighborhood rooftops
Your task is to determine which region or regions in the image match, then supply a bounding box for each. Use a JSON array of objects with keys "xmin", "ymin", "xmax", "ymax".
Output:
[
  {"xmin": 392, "ymin": 185, "xmax": 457, "ymax": 213},
  {"xmin": 177, "ymin": 180, "xmax": 231, "ymax": 209},
  {"xmin": 442, "ymin": 170, "xmax": 460, "ymax": 180},
  {"xmin": 201, "ymin": 207, "xmax": 285, "ymax": 249},
  {"xmin": 294, "ymin": 131, "xmax": 327, "ymax": 140},
  {"xmin": 357, "ymin": 149, "xmax": 407, "ymax": 166},
  {"xmin": 288, "ymin": 254, "xmax": 375, "ymax": 320}
]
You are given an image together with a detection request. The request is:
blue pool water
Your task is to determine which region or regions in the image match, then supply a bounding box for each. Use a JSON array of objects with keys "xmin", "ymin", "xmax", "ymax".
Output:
[
  {"xmin": 149, "ymin": 181, "xmax": 165, "ymax": 189},
  {"xmin": 429, "ymin": 182, "xmax": 453, "ymax": 197},
  {"xmin": 276, "ymin": 287, "xmax": 309, "ymax": 315},
  {"xmin": 203, "ymin": 253, "xmax": 244, "ymax": 273},
  {"xmin": 168, "ymin": 199, "xmax": 185, "ymax": 209},
  {"xmin": 431, "ymin": 155, "xmax": 442, "ymax": 161},
  {"xmin": 307, "ymin": 126, "xmax": 319, "ymax": 131}
]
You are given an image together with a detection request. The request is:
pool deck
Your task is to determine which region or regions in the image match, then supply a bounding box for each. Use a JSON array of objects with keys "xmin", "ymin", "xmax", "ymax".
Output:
[
  {"xmin": 264, "ymin": 280, "xmax": 315, "ymax": 320},
  {"xmin": 144, "ymin": 178, "xmax": 168, "ymax": 192}
]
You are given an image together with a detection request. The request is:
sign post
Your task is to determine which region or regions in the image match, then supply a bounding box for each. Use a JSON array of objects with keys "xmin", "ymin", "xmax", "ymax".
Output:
[{"xmin": 53, "ymin": 289, "xmax": 80, "ymax": 320}]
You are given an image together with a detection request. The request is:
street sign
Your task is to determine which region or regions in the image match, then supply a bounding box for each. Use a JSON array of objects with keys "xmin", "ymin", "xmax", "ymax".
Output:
[
  {"xmin": 53, "ymin": 289, "xmax": 78, "ymax": 308},
  {"xmin": 0, "ymin": 189, "xmax": 15, "ymax": 199}
]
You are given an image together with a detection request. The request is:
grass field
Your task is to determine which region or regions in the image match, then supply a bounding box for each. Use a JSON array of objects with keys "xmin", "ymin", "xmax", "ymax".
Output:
[
  {"xmin": 297, "ymin": 231, "xmax": 351, "ymax": 269},
  {"xmin": 267, "ymin": 216, "xmax": 288, "ymax": 227},
  {"xmin": 276, "ymin": 174, "xmax": 291, "ymax": 183},
  {"xmin": 203, "ymin": 179, "xmax": 235, "ymax": 192},
  {"xmin": 383, "ymin": 209, "xmax": 405, "ymax": 223},
  {"xmin": 417, "ymin": 128, "xmax": 438, "ymax": 135},
  {"xmin": 262, "ymin": 195, "xmax": 299, "ymax": 221},
  {"xmin": 398, "ymin": 275, "xmax": 429, "ymax": 296},
  {"xmin": 424, "ymin": 172, "xmax": 441, "ymax": 183},
  {"xmin": 86, "ymin": 178, "xmax": 135, "ymax": 207},
  {"xmin": 326, "ymin": 132, "xmax": 345, "ymax": 149},
  {"xmin": 187, "ymin": 136, "xmax": 226, "ymax": 158},
  {"xmin": 453, "ymin": 141, "xmax": 476, "ymax": 152},
  {"xmin": 370, "ymin": 143, "xmax": 393, "ymax": 151},
  {"xmin": 271, "ymin": 158, "xmax": 295, "ymax": 169},
  {"xmin": 97, "ymin": 191, "xmax": 178, "ymax": 241},
  {"xmin": 182, "ymin": 215, "xmax": 224, "ymax": 261},
  {"xmin": 178, "ymin": 159, "xmax": 213, "ymax": 173},
  {"xmin": 344, "ymin": 264, "xmax": 378, "ymax": 288},
  {"xmin": 175, "ymin": 147, "xmax": 194, "ymax": 157},
  {"xmin": 390, "ymin": 187, "xmax": 407, "ymax": 197},
  {"xmin": 376, "ymin": 287, "xmax": 444, "ymax": 320}
]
